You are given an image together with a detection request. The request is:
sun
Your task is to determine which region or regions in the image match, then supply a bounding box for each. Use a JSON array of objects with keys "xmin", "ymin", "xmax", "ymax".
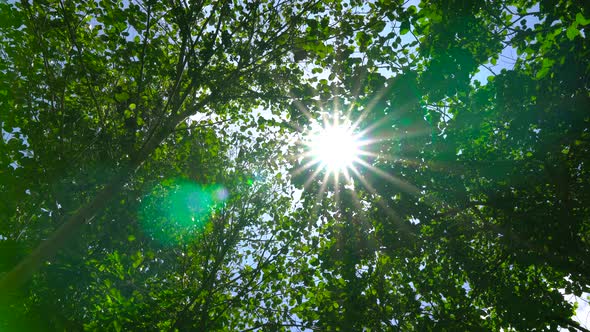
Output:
[{"xmin": 307, "ymin": 123, "xmax": 362, "ymax": 175}]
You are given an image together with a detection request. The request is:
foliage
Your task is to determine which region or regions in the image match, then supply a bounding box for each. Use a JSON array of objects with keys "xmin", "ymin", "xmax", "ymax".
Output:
[{"xmin": 1, "ymin": 0, "xmax": 589, "ymax": 331}]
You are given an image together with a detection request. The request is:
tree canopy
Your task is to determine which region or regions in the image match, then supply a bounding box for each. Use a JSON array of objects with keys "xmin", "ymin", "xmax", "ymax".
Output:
[{"xmin": 1, "ymin": 0, "xmax": 589, "ymax": 330}]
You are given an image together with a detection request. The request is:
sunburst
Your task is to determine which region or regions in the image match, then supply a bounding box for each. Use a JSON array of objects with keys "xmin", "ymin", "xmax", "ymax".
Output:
[
  {"xmin": 290, "ymin": 101, "xmax": 425, "ymax": 215},
  {"xmin": 287, "ymin": 74, "xmax": 430, "ymax": 221},
  {"xmin": 306, "ymin": 120, "xmax": 363, "ymax": 177},
  {"xmin": 293, "ymin": 112, "xmax": 377, "ymax": 205}
]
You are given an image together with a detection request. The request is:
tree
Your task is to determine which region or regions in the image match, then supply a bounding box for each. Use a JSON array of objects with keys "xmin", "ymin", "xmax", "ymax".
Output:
[
  {"xmin": 0, "ymin": 0, "xmax": 335, "ymax": 329},
  {"xmin": 1, "ymin": 0, "xmax": 590, "ymax": 331},
  {"xmin": 0, "ymin": 0, "xmax": 323, "ymax": 290},
  {"xmin": 288, "ymin": 0, "xmax": 590, "ymax": 330}
]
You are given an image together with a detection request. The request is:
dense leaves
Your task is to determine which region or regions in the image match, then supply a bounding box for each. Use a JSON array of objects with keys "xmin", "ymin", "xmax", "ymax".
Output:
[{"xmin": 1, "ymin": 0, "xmax": 589, "ymax": 331}]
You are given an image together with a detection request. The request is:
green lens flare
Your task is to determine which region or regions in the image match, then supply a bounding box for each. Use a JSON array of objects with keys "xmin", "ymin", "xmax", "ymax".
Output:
[{"xmin": 139, "ymin": 179, "xmax": 227, "ymax": 245}]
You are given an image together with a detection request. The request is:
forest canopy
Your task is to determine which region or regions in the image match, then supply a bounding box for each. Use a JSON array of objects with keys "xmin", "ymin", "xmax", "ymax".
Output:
[{"xmin": 1, "ymin": 0, "xmax": 589, "ymax": 330}]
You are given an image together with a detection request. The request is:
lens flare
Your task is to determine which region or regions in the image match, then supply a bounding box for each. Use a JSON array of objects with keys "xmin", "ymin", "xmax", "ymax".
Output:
[{"xmin": 139, "ymin": 179, "xmax": 227, "ymax": 245}]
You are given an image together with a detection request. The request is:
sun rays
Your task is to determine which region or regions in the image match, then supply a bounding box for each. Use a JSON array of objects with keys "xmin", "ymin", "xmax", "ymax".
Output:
[
  {"xmin": 289, "ymin": 89, "xmax": 429, "ymax": 221},
  {"xmin": 307, "ymin": 121, "xmax": 363, "ymax": 176}
]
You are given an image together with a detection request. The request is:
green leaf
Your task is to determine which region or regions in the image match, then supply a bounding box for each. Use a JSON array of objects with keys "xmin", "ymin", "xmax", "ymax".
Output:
[
  {"xmin": 115, "ymin": 91, "xmax": 130, "ymax": 102},
  {"xmin": 576, "ymin": 12, "xmax": 590, "ymax": 26},
  {"xmin": 536, "ymin": 58, "xmax": 555, "ymax": 78},
  {"xmin": 129, "ymin": 103, "xmax": 136, "ymax": 110},
  {"xmin": 374, "ymin": 21, "xmax": 386, "ymax": 33},
  {"xmin": 400, "ymin": 20, "xmax": 410, "ymax": 35},
  {"xmin": 566, "ymin": 24, "xmax": 579, "ymax": 40}
]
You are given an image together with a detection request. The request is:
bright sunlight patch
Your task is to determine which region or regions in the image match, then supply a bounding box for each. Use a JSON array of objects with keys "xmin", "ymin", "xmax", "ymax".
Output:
[{"xmin": 308, "ymin": 124, "xmax": 362, "ymax": 174}]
